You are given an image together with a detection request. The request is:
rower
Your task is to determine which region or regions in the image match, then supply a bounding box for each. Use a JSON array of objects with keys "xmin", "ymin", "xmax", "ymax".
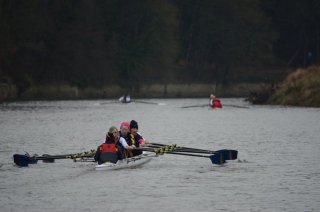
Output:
[
  {"xmin": 119, "ymin": 94, "xmax": 131, "ymax": 103},
  {"xmin": 119, "ymin": 120, "xmax": 146, "ymax": 157},
  {"xmin": 117, "ymin": 122, "xmax": 136, "ymax": 158},
  {"xmin": 209, "ymin": 94, "xmax": 222, "ymax": 108},
  {"xmin": 119, "ymin": 121, "xmax": 136, "ymax": 158},
  {"xmin": 129, "ymin": 120, "xmax": 147, "ymax": 156},
  {"xmin": 94, "ymin": 127, "xmax": 120, "ymax": 164},
  {"xmin": 94, "ymin": 126, "xmax": 134, "ymax": 164},
  {"xmin": 119, "ymin": 121, "xmax": 131, "ymax": 139}
]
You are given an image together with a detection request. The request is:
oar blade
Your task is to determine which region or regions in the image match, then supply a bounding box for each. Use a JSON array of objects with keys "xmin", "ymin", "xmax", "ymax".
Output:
[
  {"xmin": 13, "ymin": 154, "xmax": 37, "ymax": 167},
  {"xmin": 209, "ymin": 153, "xmax": 225, "ymax": 165},
  {"xmin": 216, "ymin": 149, "xmax": 238, "ymax": 160}
]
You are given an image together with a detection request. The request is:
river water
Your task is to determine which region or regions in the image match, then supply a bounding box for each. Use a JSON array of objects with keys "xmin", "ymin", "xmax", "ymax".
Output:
[{"xmin": 0, "ymin": 98, "xmax": 319, "ymax": 212}]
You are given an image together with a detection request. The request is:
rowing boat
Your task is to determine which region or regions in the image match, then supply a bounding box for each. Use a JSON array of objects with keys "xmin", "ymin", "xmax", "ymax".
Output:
[
  {"xmin": 95, "ymin": 151, "xmax": 156, "ymax": 171},
  {"xmin": 13, "ymin": 144, "xmax": 237, "ymax": 168}
]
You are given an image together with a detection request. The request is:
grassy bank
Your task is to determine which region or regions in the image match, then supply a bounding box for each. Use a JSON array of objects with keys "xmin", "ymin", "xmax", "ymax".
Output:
[{"xmin": 268, "ymin": 66, "xmax": 320, "ymax": 107}]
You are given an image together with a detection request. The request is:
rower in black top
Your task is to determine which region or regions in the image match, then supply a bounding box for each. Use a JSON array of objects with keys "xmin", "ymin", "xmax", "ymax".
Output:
[{"xmin": 129, "ymin": 120, "xmax": 147, "ymax": 156}]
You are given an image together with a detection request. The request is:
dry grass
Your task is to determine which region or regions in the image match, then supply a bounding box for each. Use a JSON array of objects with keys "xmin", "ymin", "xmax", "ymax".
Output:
[{"xmin": 268, "ymin": 66, "xmax": 320, "ymax": 107}]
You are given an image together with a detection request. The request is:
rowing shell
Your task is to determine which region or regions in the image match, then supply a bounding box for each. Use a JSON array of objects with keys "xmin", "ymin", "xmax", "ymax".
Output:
[{"xmin": 95, "ymin": 151, "xmax": 156, "ymax": 171}]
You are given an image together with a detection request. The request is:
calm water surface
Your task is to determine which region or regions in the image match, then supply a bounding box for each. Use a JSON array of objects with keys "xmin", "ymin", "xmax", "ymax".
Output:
[{"xmin": 0, "ymin": 99, "xmax": 319, "ymax": 212}]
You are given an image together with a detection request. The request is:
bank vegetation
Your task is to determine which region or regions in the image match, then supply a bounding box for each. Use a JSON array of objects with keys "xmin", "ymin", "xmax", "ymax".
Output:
[
  {"xmin": 1, "ymin": 1, "xmax": 319, "ymax": 102},
  {"xmin": 268, "ymin": 66, "xmax": 320, "ymax": 107}
]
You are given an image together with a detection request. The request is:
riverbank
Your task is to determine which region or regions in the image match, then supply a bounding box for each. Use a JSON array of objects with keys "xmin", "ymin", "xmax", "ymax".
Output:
[
  {"xmin": 267, "ymin": 66, "xmax": 320, "ymax": 107},
  {"xmin": 246, "ymin": 66, "xmax": 320, "ymax": 107},
  {"xmin": 0, "ymin": 82, "xmax": 271, "ymax": 102},
  {"xmin": 0, "ymin": 82, "xmax": 17, "ymax": 102}
]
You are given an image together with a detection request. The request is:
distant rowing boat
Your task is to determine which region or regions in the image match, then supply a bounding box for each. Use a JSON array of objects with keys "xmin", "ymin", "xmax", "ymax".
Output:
[
  {"xmin": 95, "ymin": 151, "xmax": 156, "ymax": 171},
  {"xmin": 119, "ymin": 95, "xmax": 131, "ymax": 103},
  {"xmin": 100, "ymin": 98, "xmax": 166, "ymax": 106}
]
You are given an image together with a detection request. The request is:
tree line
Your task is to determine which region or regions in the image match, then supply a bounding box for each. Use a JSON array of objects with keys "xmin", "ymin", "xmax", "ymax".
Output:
[{"xmin": 0, "ymin": 0, "xmax": 319, "ymax": 94}]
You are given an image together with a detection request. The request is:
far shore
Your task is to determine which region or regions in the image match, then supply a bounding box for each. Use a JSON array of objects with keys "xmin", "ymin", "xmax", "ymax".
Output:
[{"xmin": 0, "ymin": 82, "xmax": 271, "ymax": 102}]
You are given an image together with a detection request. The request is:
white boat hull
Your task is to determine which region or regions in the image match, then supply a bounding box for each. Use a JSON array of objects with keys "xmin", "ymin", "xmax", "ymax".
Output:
[{"xmin": 95, "ymin": 151, "xmax": 155, "ymax": 171}]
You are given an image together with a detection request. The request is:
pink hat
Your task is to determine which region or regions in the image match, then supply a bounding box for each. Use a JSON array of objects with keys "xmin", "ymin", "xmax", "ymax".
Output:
[{"xmin": 120, "ymin": 122, "xmax": 130, "ymax": 128}]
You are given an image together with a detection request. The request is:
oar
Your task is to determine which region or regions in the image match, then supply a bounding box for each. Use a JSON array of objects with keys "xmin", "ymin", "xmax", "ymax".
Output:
[
  {"xmin": 99, "ymin": 100, "xmax": 119, "ymax": 105},
  {"xmin": 166, "ymin": 151, "xmax": 225, "ymax": 165},
  {"xmin": 13, "ymin": 149, "xmax": 96, "ymax": 167},
  {"xmin": 133, "ymin": 100, "xmax": 166, "ymax": 105},
  {"xmin": 180, "ymin": 104, "xmax": 208, "ymax": 108},
  {"xmin": 180, "ymin": 103, "xmax": 248, "ymax": 109},
  {"xmin": 223, "ymin": 104, "xmax": 249, "ymax": 109},
  {"xmin": 148, "ymin": 143, "xmax": 238, "ymax": 160},
  {"xmin": 148, "ymin": 144, "xmax": 228, "ymax": 155},
  {"xmin": 138, "ymin": 147, "xmax": 225, "ymax": 165},
  {"xmin": 148, "ymin": 144, "xmax": 237, "ymax": 159}
]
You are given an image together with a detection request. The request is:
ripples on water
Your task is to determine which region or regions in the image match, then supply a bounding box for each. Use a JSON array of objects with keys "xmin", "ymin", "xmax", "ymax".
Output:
[{"xmin": 0, "ymin": 99, "xmax": 319, "ymax": 211}]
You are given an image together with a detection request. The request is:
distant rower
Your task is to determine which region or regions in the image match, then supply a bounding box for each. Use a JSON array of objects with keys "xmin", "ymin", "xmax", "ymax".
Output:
[
  {"xmin": 209, "ymin": 94, "xmax": 222, "ymax": 108},
  {"xmin": 119, "ymin": 94, "xmax": 131, "ymax": 103}
]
